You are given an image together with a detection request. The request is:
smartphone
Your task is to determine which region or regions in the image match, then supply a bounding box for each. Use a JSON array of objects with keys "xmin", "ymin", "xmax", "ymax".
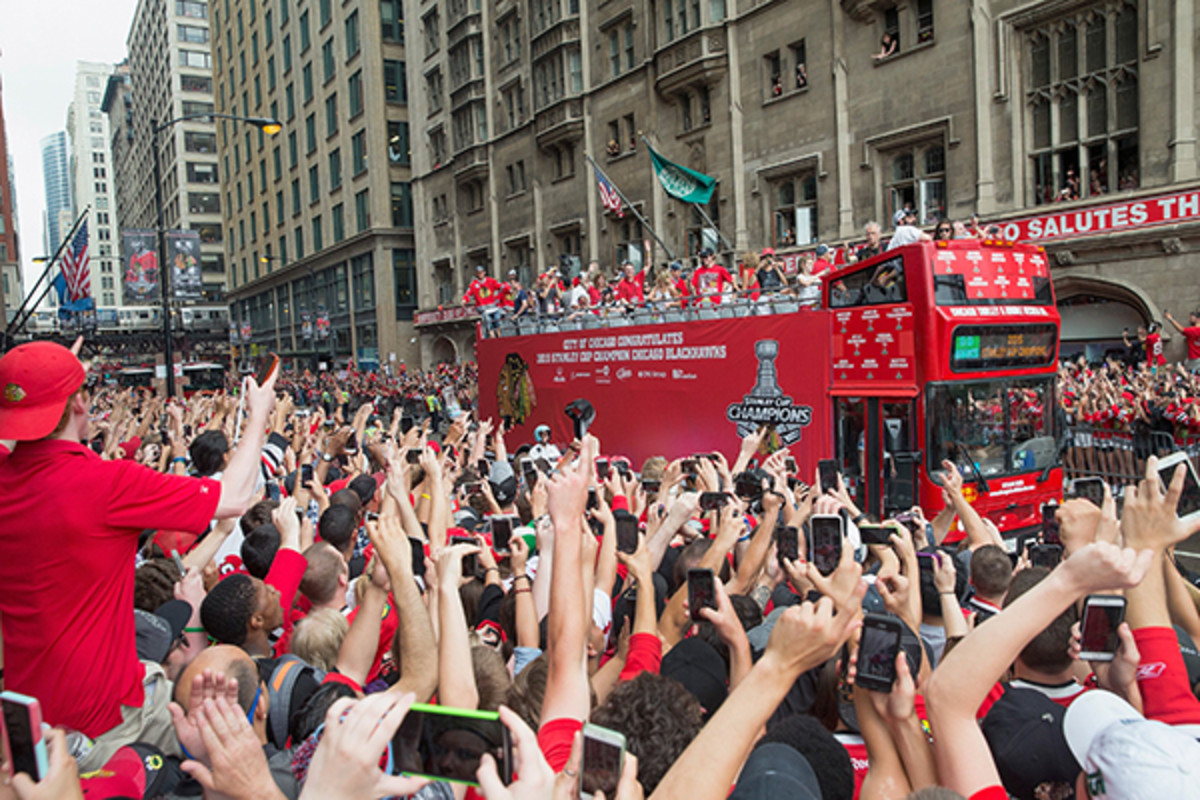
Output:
[
  {"xmin": 391, "ymin": 703, "xmax": 513, "ymax": 786},
  {"xmin": 734, "ymin": 471, "xmax": 763, "ymax": 500},
  {"xmin": 365, "ymin": 511, "xmax": 380, "ymax": 522},
  {"xmin": 775, "ymin": 525, "xmax": 799, "ymax": 565},
  {"xmin": 1029, "ymin": 543, "xmax": 1064, "ymax": 569},
  {"xmin": 491, "ymin": 515, "xmax": 515, "ymax": 554},
  {"xmin": 641, "ymin": 479, "xmax": 661, "ymax": 494},
  {"xmin": 855, "ymin": 615, "xmax": 902, "ymax": 693},
  {"xmin": 1157, "ymin": 452, "xmax": 1200, "ymax": 523},
  {"xmin": 687, "ymin": 567, "xmax": 717, "ymax": 622},
  {"xmin": 699, "ymin": 492, "xmax": 731, "ymax": 511},
  {"xmin": 1042, "ymin": 503, "xmax": 1061, "ymax": 545},
  {"xmin": 407, "ymin": 448, "xmax": 423, "ymax": 465},
  {"xmin": 596, "ymin": 458, "xmax": 611, "ymax": 481},
  {"xmin": 521, "ymin": 459, "xmax": 538, "ymax": 486},
  {"xmin": 681, "ymin": 458, "xmax": 698, "ymax": 474},
  {"xmin": 344, "ymin": 432, "xmax": 358, "ymax": 455},
  {"xmin": 254, "ymin": 352, "xmax": 280, "ymax": 386},
  {"xmin": 809, "ymin": 514, "xmax": 844, "ymax": 576},
  {"xmin": 1079, "ymin": 594, "xmax": 1127, "ymax": 662},
  {"xmin": 818, "ymin": 459, "xmax": 839, "ymax": 494},
  {"xmin": 0, "ymin": 692, "xmax": 48, "ymax": 783},
  {"xmin": 450, "ymin": 534, "xmax": 479, "ymax": 575},
  {"xmin": 581, "ymin": 723, "xmax": 627, "ymax": 800},
  {"xmin": 616, "ymin": 516, "xmax": 639, "ymax": 555},
  {"xmin": 400, "ymin": 416, "xmax": 416, "ymax": 434},
  {"xmin": 858, "ymin": 524, "xmax": 893, "ymax": 546},
  {"xmin": 616, "ymin": 462, "xmax": 632, "ymax": 479},
  {"xmin": 785, "ymin": 457, "xmax": 798, "ymax": 474},
  {"xmin": 1070, "ymin": 477, "xmax": 1106, "ymax": 508},
  {"xmin": 463, "ymin": 482, "xmax": 483, "ymax": 496},
  {"xmin": 301, "ymin": 463, "xmax": 314, "ymax": 484}
]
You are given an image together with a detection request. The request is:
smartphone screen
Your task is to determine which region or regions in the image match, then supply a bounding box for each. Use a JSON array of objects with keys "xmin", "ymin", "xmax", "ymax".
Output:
[
  {"xmin": 596, "ymin": 459, "xmax": 611, "ymax": 481},
  {"xmin": 301, "ymin": 463, "xmax": 314, "ymax": 484},
  {"xmin": 391, "ymin": 703, "xmax": 512, "ymax": 786},
  {"xmin": 859, "ymin": 524, "xmax": 893, "ymax": 546},
  {"xmin": 1159, "ymin": 457, "xmax": 1200, "ymax": 519},
  {"xmin": 587, "ymin": 487, "xmax": 599, "ymax": 510},
  {"xmin": 581, "ymin": 726, "xmax": 625, "ymax": 800},
  {"xmin": 492, "ymin": 516, "xmax": 513, "ymax": 554},
  {"xmin": 681, "ymin": 458, "xmax": 698, "ymax": 475},
  {"xmin": 699, "ymin": 492, "xmax": 730, "ymax": 511},
  {"xmin": 810, "ymin": 516, "xmax": 843, "ymax": 576},
  {"xmin": 775, "ymin": 525, "xmax": 799, "ymax": 564},
  {"xmin": 818, "ymin": 459, "xmax": 839, "ymax": 494},
  {"xmin": 1, "ymin": 695, "xmax": 44, "ymax": 782},
  {"xmin": 464, "ymin": 482, "xmax": 483, "ymax": 496},
  {"xmin": 856, "ymin": 616, "xmax": 901, "ymax": 693},
  {"xmin": 616, "ymin": 517, "xmax": 639, "ymax": 555},
  {"xmin": 400, "ymin": 416, "xmax": 416, "ymax": 434},
  {"xmin": 641, "ymin": 479, "xmax": 661, "ymax": 494},
  {"xmin": 1042, "ymin": 504, "xmax": 1061, "ymax": 545},
  {"xmin": 450, "ymin": 535, "xmax": 479, "ymax": 575},
  {"xmin": 687, "ymin": 568, "xmax": 716, "ymax": 622},
  {"xmin": 1071, "ymin": 478, "xmax": 1106, "ymax": 508},
  {"xmin": 407, "ymin": 448, "xmax": 423, "ymax": 465},
  {"xmin": 1080, "ymin": 595, "xmax": 1126, "ymax": 660},
  {"xmin": 734, "ymin": 472, "xmax": 762, "ymax": 500},
  {"xmin": 1029, "ymin": 543, "xmax": 1063, "ymax": 569},
  {"xmin": 785, "ymin": 457, "xmax": 798, "ymax": 474},
  {"xmin": 521, "ymin": 460, "xmax": 538, "ymax": 485}
]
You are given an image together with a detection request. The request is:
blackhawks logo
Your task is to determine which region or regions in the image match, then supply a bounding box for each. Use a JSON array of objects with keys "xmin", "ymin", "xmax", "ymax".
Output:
[{"xmin": 4, "ymin": 383, "xmax": 25, "ymax": 402}]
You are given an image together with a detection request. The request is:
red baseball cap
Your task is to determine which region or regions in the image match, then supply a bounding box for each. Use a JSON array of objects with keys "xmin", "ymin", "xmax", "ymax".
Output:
[{"xmin": 0, "ymin": 341, "xmax": 85, "ymax": 441}]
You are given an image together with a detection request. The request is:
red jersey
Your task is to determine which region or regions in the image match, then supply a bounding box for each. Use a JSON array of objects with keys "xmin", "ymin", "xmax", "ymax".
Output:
[
  {"xmin": 463, "ymin": 277, "xmax": 503, "ymax": 307},
  {"xmin": 1184, "ymin": 326, "xmax": 1200, "ymax": 360},
  {"xmin": 0, "ymin": 440, "xmax": 220, "ymax": 737},
  {"xmin": 615, "ymin": 276, "xmax": 645, "ymax": 305},
  {"xmin": 1147, "ymin": 332, "xmax": 1166, "ymax": 366},
  {"xmin": 690, "ymin": 264, "xmax": 735, "ymax": 304}
]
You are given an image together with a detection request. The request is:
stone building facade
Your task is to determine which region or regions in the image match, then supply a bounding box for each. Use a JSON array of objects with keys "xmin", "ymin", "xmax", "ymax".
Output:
[{"xmin": 406, "ymin": 0, "xmax": 1200, "ymax": 365}]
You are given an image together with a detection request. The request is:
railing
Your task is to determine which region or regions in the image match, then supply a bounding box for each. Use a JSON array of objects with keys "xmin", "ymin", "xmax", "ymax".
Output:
[{"xmin": 1062, "ymin": 424, "xmax": 1197, "ymax": 490}]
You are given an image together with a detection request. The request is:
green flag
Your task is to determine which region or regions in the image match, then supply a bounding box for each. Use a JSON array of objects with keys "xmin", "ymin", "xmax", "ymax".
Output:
[{"xmin": 647, "ymin": 144, "xmax": 716, "ymax": 205}]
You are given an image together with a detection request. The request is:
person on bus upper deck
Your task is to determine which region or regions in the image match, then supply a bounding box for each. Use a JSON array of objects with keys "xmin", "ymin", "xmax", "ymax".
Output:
[
  {"xmin": 1164, "ymin": 310, "xmax": 1200, "ymax": 372},
  {"xmin": 886, "ymin": 208, "xmax": 933, "ymax": 251},
  {"xmin": 811, "ymin": 244, "xmax": 835, "ymax": 276},
  {"xmin": 615, "ymin": 261, "xmax": 646, "ymax": 308},
  {"xmin": 690, "ymin": 248, "xmax": 736, "ymax": 305},
  {"xmin": 855, "ymin": 221, "xmax": 885, "ymax": 262}
]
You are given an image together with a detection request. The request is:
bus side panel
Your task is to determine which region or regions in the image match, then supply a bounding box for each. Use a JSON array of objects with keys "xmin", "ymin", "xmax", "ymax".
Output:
[{"xmin": 477, "ymin": 313, "xmax": 834, "ymax": 472}]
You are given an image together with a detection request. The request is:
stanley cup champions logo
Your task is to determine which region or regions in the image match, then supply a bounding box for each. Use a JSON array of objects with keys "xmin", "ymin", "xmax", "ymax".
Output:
[{"xmin": 725, "ymin": 339, "xmax": 812, "ymax": 444}]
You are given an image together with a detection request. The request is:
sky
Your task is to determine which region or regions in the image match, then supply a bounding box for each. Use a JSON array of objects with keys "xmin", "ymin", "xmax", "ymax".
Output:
[{"xmin": 2, "ymin": 0, "xmax": 139, "ymax": 294}]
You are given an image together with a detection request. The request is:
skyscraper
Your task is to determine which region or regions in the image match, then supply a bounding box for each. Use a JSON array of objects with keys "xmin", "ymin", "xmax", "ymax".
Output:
[
  {"xmin": 0, "ymin": 77, "xmax": 22, "ymax": 323},
  {"xmin": 40, "ymin": 131, "xmax": 72, "ymax": 258}
]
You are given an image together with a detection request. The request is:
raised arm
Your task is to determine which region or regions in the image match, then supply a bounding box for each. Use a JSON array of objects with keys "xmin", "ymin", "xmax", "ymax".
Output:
[
  {"xmin": 436, "ymin": 544, "xmax": 482, "ymax": 709},
  {"xmin": 369, "ymin": 512, "xmax": 438, "ymax": 701},
  {"xmin": 215, "ymin": 373, "xmax": 279, "ymax": 519}
]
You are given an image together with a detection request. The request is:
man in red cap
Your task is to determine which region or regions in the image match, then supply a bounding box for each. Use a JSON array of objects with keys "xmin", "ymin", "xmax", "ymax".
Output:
[{"xmin": 0, "ymin": 339, "xmax": 278, "ymax": 770}]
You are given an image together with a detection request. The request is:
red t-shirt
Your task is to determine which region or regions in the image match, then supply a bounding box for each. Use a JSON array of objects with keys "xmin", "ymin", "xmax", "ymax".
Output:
[
  {"xmin": 266, "ymin": 549, "xmax": 309, "ymax": 657},
  {"xmin": 344, "ymin": 593, "xmax": 400, "ymax": 684},
  {"xmin": 1183, "ymin": 326, "xmax": 1200, "ymax": 361},
  {"xmin": 690, "ymin": 265, "xmax": 735, "ymax": 303},
  {"xmin": 615, "ymin": 277, "xmax": 644, "ymax": 305},
  {"xmin": 834, "ymin": 732, "xmax": 868, "ymax": 798},
  {"xmin": 0, "ymin": 440, "xmax": 220, "ymax": 737}
]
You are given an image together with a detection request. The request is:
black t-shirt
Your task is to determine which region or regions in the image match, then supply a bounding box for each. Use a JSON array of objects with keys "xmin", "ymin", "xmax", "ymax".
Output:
[{"xmin": 758, "ymin": 267, "xmax": 783, "ymax": 291}]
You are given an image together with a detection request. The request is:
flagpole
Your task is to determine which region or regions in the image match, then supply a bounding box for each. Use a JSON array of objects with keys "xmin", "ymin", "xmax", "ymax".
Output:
[
  {"xmin": 585, "ymin": 154, "xmax": 675, "ymax": 262},
  {"xmin": 6, "ymin": 206, "xmax": 90, "ymax": 341},
  {"xmin": 640, "ymin": 135, "xmax": 733, "ymax": 252}
]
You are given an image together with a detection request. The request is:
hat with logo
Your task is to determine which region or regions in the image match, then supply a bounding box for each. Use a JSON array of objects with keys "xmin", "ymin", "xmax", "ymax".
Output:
[
  {"xmin": 0, "ymin": 341, "xmax": 86, "ymax": 441},
  {"xmin": 134, "ymin": 599, "xmax": 193, "ymax": 664},
  {"xmin": 79, "ymin": 742, "xmax": 182, "ymax": 799},
  {"xmin": 1063, "ymin": 689, "xmax": 1200, "ymax": 800},
  {"xmin": 981, "ymin": 687, "xmax": 1079, "ymax": 799}
]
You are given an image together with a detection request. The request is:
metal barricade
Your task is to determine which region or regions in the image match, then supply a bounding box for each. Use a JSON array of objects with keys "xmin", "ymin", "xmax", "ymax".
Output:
[{"xmin": 1064, "ymin": 424, "xmax": 1192, "ymax": 490}]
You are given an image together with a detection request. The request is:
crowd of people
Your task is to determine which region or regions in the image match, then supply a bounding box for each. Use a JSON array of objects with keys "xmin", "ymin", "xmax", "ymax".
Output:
[
  {"xmin": 3, "ymin": 336, "xmax": 1200, "ymax": 800},
  {"xmin": 461, "ymin": 208, "xmax": 1028, "ymax": 338}
]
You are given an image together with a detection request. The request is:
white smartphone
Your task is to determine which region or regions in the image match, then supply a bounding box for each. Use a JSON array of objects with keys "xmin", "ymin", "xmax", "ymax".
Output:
[
  {"xmin": 1079, "ymin": 594, "xmax": 1127, "ymax": 662},
  {"xmin": 1, "ymin": 691, "xmax": 48, "ymax": 782},
  {"xmin": 1156, "ymin": 452, "xmax": 1200, "ymax": 524},
  {"xmin": 581, "ymin": 723, "xmax": 626, "ymax": 800}
]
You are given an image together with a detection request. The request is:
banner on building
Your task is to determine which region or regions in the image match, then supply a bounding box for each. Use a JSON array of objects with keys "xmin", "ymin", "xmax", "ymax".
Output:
[
  {"xmin": 167, "ymin": 231, "xmax": 204, "ymax": 301},
  {"xmin": 477, "ymin": 313, "xmax": 833, "ymax": 470},
  {"xmin": 997, "ymin": 187, "xmax": 1200, "ymax": 244},
  {"xmin": 300, "ymin": 308, "xmax": 313, "ymax": 339},
  {"xmin": 316, "ymin": 309, "xmax": 330, "ymax": 340},
  {"xmin": 647, "ymin": 143, "xmax": 716, "ymax": 205},
  {"xmin": 122, "ymin": 229, "xmax": 159, "ymax": 305}
]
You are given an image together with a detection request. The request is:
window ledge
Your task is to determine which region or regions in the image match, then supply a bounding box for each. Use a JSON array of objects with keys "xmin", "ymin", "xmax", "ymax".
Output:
[
  {"xmin": 872, "ymin": 38, "xmax": 935, "ymax": 67},
  {"xmin": 348, "ymin": 110, "xmax": 365, "ymax": 123},
  {"xmin": 677, "ymin": 120, "xmax": 712, "ymax": 138},
  {"xmin": 506, "ymin": 189, "xmax": 529, "ymax": 199},
  {"xmin": 762, "ymin": 85, "xmax": 809, "ymax": 107},
  {"xmin": 605, "ymin": 150, "xmax": 637, "ymax": 163},
  {"xmin": 551, "ymin": 172, "xmax": 576, "ymax": 184}
]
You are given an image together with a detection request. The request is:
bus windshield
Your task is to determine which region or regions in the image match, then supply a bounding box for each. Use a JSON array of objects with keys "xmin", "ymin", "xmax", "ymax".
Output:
[{"xmin": 927, "ymin": 376, "xmax": 1057, "ymax": 480}]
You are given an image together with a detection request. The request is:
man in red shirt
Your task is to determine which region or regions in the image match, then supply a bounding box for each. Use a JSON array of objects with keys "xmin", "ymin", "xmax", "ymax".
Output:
[
  {"xmin": 462, "ymin": 265, "xmax": 504, "ymax": 338},
  {"xmin": 669, "ymin": 261, "xmax": 692, "ymax": 306},
  {"xmin": 0, "ymin": 340, "xmax": 276, "ymax": 770},
  {"xmin": 1165, "ymin": 309, "xmax": 1200, "ymax": 371},
  {"xmin": 690, "ymin": 248, "xmax": 736, "ymax": 305},
  {"xmin": 615, "ymin": 261, "xmax": 645, "ymax": 308}
]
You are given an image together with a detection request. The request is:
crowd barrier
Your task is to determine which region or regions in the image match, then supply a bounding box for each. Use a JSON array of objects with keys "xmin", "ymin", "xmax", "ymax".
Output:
[{"xmin": 1063, "ymin": 424, "xmax": 1199, "ymax": 489}]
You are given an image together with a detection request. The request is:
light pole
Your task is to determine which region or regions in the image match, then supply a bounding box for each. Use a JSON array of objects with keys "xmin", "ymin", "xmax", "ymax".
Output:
[{"xmin": 152, "ymin": 112, "xmax": 281, "ymax": 396}]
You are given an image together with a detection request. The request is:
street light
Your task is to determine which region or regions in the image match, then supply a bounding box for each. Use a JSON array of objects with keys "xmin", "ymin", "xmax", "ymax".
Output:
[{"xmin": 152, "ymin": 112, "xmax": 282, "ymax": 396}]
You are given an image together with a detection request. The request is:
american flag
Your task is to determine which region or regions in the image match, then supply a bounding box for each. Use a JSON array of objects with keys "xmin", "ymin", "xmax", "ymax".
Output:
[
  {"xmin": 61, "ymin": 221, "xmax": 91, "ymax": 303},
  {"xmin": 592, "ymin": 165, "xmax": 623, "ymax": 218}
]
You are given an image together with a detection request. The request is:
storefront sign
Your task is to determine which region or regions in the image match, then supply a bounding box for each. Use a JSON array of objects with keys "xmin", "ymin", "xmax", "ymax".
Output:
[{"xmin": 998, "ymin": 187, "xmax": 1200, "ymax": 244}]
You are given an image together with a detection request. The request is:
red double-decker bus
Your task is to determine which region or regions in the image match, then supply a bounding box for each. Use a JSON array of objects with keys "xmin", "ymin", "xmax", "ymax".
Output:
[
  {"xmin": 823, "ymin": 239, "xmax": 1060, "ymax": 536},
  {"xmin": 476, "ymin": 239, "xmax": 1060, "ymax": 536}
]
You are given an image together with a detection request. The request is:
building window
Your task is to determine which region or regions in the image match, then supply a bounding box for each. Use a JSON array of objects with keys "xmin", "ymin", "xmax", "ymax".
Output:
[
  {"xmin": 608, "ymin": 29, "xmax": 621, "ymax": 78},
  {"xmin": 883, "ymin": 7, "xmax": 900, "ymax": 55},
  {"xmin": 309, "ymin": 164, "xmax": 321, "ymax": 203},
  {"xmin": 916, "ymin": 0, "xmax": 934, "ymax": 43},
  {"xmin": 391, "ymin": 182, "xmax": 413, "ymax": 226},
  {"xmin": 332, "ymin": 203, "xmax": 345, "ymax": 242},
  {"xmin": 352, "ymin": 129, "xmax": 368, "ymax": 174},
  {"xmin": 430, "ymin": 128, "xmax": 447, "ymax": 168},
  {"xmin": 319, "ymin": 0, "xmax": 332, "ymax": 28},
  {"xmin": 288, "ymin": 130, "xmax": 298, "ymax": 167},
  {"xmin": 176, "ymin": 1, "xmax": 207, "ymax": 18},
  {"xmin": 384, "ymin": 60, "xmax": 407, "ymax": 102},
  {"xmin": 569, "ymin": 48, "xmax": 582, "ymax": 93},
  {"xmin": 348, "ymin": 70, "xmax": 364, "ymax": 116},
  {"xmin": 502, "ymin": 83, "xmax": 525, "ymax": 131},
  {"xmin": 764, "ymin": 51, "xmax": 782, "ymax": 98},
  {"xmin": 294, "ymin": 226, "xmax": 305, "ymax": 259},
  {"xmin": 186, "ymin": 162, "xmax": 219, "ymax": 183},
  {"xmin": 346, "ymin": 11, "xmax": 361, "ymax": 58},
  {"xmin": 553, "ymin": 142, "xmax": 575, "ymax": 180},
  {"xmin": 884, "ymin": 142, "xmax": 945, "ymax": 224},
  {"xmin": 299, "ymin": 10, "xmax": 311, "ymax": 51},
  {"xmin": 305, "ymin": 113, "xmax": 317, "ymax": 153},
  {"xmin": 312, "ymin": 214, "xmax": 323, "ymax": 251},
  {"xmin": 322, "ymin": 39, "xmax": 335, "ymax": 82},
  {"xmin": 460, "ymin": 180, "xmax": 484, "ymax": 212},
  {"xmin": 388, "ymin": 121, "xmax": 410, "ymax": 164},
  {"xmin": 352, "ymin": 253, "xmax": 375, "ymax": 309},
  {"xmin": 1026, "ymin": 3, "xmax": 1139, "ymax": 205},
  {"xmin": 178, "ymin": 24, "xmax": 210, "ymax": 43},
  {"xmin": 426, "ymin": 69, "xmax": 444, "ymax": 113},
  {"xmin": 771, "ymin": 173, "xmax": 816, "ymax": 247},
  {"xmin": 273, "ymin": 145, "xmax": 282, "ymax": 180},
  {"xmin": 500, "ymin": 15, "xmax": 521, "ymax": 63},
  {"xmin": 179, "ymin": 50, "xmax": 212, "ymax": 68},
  {"xmin": 505, "ymin": 160, "xmax": 527, "ymax": 195},
  {"xmin": 276, "ymin": 189, "xmax": 285, "ymax": 224},
  {"xmin": 393, "ymin": 248, "xmax": 417, "ymax": 318},
  {"xmin": 268, "ymin": 56, "xmax": 277, "ymax": 90},
  {"xmin": 329, "ymin": 148, "xmax": 343, "ymax": 189},
  {"xmin": 790, "ymin": 41, "xmax": 807, "ymax": 90},
  {"xmin": 613, "ymin": 218, "xmax": 644, "ymax": 269},
  {"xmin": 355, "ymin": 189, "xmax": 370, "ymax": 231},
  {"xmin": 423, "ymin": 11, "xmax": 440, "ymax": 57},
  {"xmin": 302, "ymin": 62, "xmax": 314, "ymax": 103},
  {"xmin": 292, "ymin": 178, "xmax": 301, "ymax": 214},
  {"xmin": 325, "ymin": 93, "xmax": 338, "ymax": 136},
  {"xmin": 624, "ymin": 24, "xmax": 635, "ymax": 72},
  {"xmin": 286, "ymin": 83, "xmax": 295, "ymax": 119},
  {"xmin": 381, "ymin": 0, "xmax": 404, "ymax": 43},
  {"xmin": 283, "ymin": 35, "xmax": 292, "ymax": 71}
]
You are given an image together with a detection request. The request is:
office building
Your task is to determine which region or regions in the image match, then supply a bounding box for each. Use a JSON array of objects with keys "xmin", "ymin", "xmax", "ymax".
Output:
[
  {"xmin": 66, "ymin": 61, "xmax": 121, "ymax": 309},
  {"xmin": 122, "ymin": 0, "xmax": 227, "ymax": 304},
  {"xmin": 0, "ymin": 79, "xmax": 21, "ymax": 323},
  {"xmin": 213, "ymin": 0, "xmax": 417, "ymax": 370},
  {"xmin": 403, "ymin": 0, "xmax": 1200, "ymax": 364},
  {"xmin": 40, "ymin": 131, "xmax": 72, "ymax": 259}
]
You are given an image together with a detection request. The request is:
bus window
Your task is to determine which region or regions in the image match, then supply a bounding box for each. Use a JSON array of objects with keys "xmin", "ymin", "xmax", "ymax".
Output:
[
  {"xmin": 829, "ymin": 255, "xmax": 906, "ymax": 308},
  {"xmin": 881, "ymin": 401, "xmax": 917, "ymax": 517},
  {"xmin": 836, "ymin": 398, "xmax": 867, "ymax": 508},
  {"xmin": 926, "ymin": 376, "xmax": 1056, "ymax": 481}
]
